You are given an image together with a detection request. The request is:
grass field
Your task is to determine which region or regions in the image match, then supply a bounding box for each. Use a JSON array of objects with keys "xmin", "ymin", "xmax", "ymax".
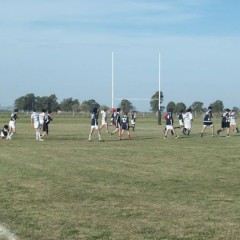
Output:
[{"xmin": 0, "ymin": 115, "xmax": 240, "ymax": 240}]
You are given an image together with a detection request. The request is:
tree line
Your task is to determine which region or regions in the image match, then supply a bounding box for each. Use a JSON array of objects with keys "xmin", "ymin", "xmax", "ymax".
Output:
[{"xmin": 14, "ymin": 92, "xmax": 238, "ymax": 114}]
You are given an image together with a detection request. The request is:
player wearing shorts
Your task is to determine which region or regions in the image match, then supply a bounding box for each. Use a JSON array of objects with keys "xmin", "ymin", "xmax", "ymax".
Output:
[
  {"xmin": 217, "ymin": 109, "xmax": 230, "ymax": 137},
  {"xmin": 41, "ymin": 111, "xmax": 53, "ymax": 139},
  {"xmin": 9, "ymin": 109, "xmax": 18, "ymax": 138},
  {"xmin": 0, "ymin": 125, "xmax": 11, "ymax": 140},
  {"xmin": 183, "ymin": 108, "xmax": 193, "ymax": 136},
  {"xmin": 164, "ymin": 109, "xmax": 178, "ymax": 139},
  {"xmin": 99, "ymin": 109, "xmax": 110, "ymax": 133},
  {"xmin": 131, "ymin": 111, "xmax": 137, "ymax": 131},
  {"xmin": 121, "ymin": 112, "xmax": 131, "ymax": 140},
  {"xmin": 229, "ymin": 109, "xmax": 239, "ymax": 133},
  {"xmin": 111, "ymin": 108, "xmax": 122, "ymax": 139},
  {"xmin": 200, "ymin": 106, "xmax": 215, "ymax": 137},
  {"xmin": 39, "ymin": 109, "xmax": 46, "ymax": 129},
  {"xmin": 88, "ymin": 108, "xmax": 102, "ymax": 142},
  {"xmin": 31, "ymin": 109, "xmax": 43, "ymax": 141}
]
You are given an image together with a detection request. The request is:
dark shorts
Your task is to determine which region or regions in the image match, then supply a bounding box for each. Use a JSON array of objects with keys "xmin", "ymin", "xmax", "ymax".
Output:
[
  {"xmin": 221, "ymin": 121, "xmax": 230, "ymax": 129},
  {"xmin": 203, "ymin": 121, "xmax": 213, "ymax": 126},
  {"xmin": 43, "ymin": 123, "xmax": 49, "ymax": 133}
]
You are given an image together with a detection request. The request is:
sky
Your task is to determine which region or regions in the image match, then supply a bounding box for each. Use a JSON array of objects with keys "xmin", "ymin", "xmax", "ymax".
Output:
[{"xmin": 0, "ymin": 0, "xmax": 240, "ymax": 111}]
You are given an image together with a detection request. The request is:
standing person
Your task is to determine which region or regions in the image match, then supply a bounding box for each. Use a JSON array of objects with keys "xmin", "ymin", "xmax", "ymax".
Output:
[
  {"xmin": 131, "ymin": 111, "xmax": 137, "ymax": 131},
  {"xmin": 164, "ymin": 108, "xmax": 178, "ymax": 139},
  {"xmin": 200, "ymin": 106, "xmax": 215, "ymax": 137},
  {"xmin": 31, "ymin": 109, "xmax": 43, "ymax": 141},
  {"xmin": 9, "ymin": 109, "xmax": 18, "ymax": 138},
  {"xmin": 39, "ymin": 109, "xmax": 46, "ymax": 129},
  {"xmin": 110, "ymin": 109, "xmax": 116, "ymax": 126},
  {"xmin": 217, "ymin": 109, "xmax": 231, "ymax": 137},
  {"xmin": 177, "ymin": 110, "xmax": 184, "ymax": 131},
  {"xmin": 99, "ymin": 109, "xmax": 110, "ymax": 133},
  {"xmin": 41, "ymin": 110, "xmax": 53, "ymax": 139},
  {"xmin": 0, "ymin": 125, "xmax": 11, "ymax": 140},
  {"xmin": 183, "ymin": 108, "xmax": 193, "ymax": 135},
  {"xmin": 229, "ymin": 109, "xmax": 239, "ymax": 133},
  {"xmin": 88, "ymin": 108, "xmax": 102, "ymax": 142},
  {"xmin": 121, "ymin": 112, "xmax": 131, "ymax": 140},
  {"xmin": 111, "ymin": 108, "xmax": 122, "ymax": 139}
]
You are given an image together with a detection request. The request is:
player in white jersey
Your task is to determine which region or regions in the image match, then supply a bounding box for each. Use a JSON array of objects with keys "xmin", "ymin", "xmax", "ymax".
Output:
[
  {"xmin": 183, "ymin": 108, "xmax": 193, "ymax": 135},
  {"xmin": 99, "ymin": 109, "xmax": 110, "ymax": 133},
  {"xmin": 9, "ymin": 109, "xmax": 18, "ymax": 138},
  {"xmin": 39, "ymin": 109, "xmax": 46, "ymax": 129},
  {"xmin": 229, "ymin": 109, "xmax": 239, "ymax": 133},
  {"xmin": 31, "ymin": 109, "xmax": 43, "ymax": 141}
]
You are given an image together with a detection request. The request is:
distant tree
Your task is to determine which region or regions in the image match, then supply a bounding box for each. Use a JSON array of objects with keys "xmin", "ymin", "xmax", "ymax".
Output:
[
  {"xmin": 166, "ymin": 101, "xmax": 176, "ymax": 112},
  {"xmin": 60, "ymin": 98, "xmax": 80, "ymax": 112},
  {"xmin": 100, "ymin": 105, "xmax": 110, "ymax": 111},
  {"xmin": 119, "ymin": 99, "xmax": 133, "ymax": 113},
  {"xmin": 232, "ymin": 106, "xmax": 239, "ymax": 113},
  {"xmin": 150, "ymin": 91, "xmax": 164, "ymax": 112},
  {"xmin": 14, "ymin": 93, "xmax": 36, "ymax": 111},
  {"xmin": 190, "ymin": 101, "xmax": 204, "ymax": 113},
  {"xmin": 48, "ymin": 94, "xmax": 59, "ymax": 111},
  {"xmin": 81, "ymin": 99, "xmax": 100, "ymax": 112},
  {"xmin": 175, "ymin": 102, "xmax": 186, "ymax": 113},
  {"xmin": 36, "ymin": 94, "xmax": 59, "ymax": 112},
  {"xmin": 210, "ymin": 100, "xmax": 224, "ymax": 113}
]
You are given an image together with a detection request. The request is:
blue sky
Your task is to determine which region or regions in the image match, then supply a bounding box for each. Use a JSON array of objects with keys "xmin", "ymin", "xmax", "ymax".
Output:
[{"xmin": 0, "ymin": 0, "xmax": 240, "ymax": 111}]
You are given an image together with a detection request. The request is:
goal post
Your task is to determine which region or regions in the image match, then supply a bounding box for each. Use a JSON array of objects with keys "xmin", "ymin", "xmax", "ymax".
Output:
[{"xmin": 111, "ymin": 52, "xmax": 162, "ymax": 125}]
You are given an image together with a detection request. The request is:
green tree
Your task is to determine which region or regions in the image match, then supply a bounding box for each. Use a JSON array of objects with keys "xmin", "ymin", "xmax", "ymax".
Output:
[
  {"xmin": 175, "ymin": 102, "xmax": 186, "ymax": 113},
  {"xmin": 60, "ymin": 98, "xmax": 80, "ymax": 112},
  {"xmin": 166, "ymin": 101, "xmax": 176, "ymax": 112},
  {"xmin": 14, "ymin": 93, "xmax": 36, "ymax": 111},
  {"xmin": 210, "ymin": 100, "xmax": 224, "ymax": 113},
  {"xmin": 150, "ymin": 91, "xmax": 164, "ymax": 112},
  {"xmin": 81, "ymin": 99, "xmax": 100, "ymax": 112},
  {"xmin": 191, "ymin": 101, "xmax": 204, "ymax": 113},
  {"xmin": 119, "ymin": 99, "xmax": 133, "ymax": 113}
]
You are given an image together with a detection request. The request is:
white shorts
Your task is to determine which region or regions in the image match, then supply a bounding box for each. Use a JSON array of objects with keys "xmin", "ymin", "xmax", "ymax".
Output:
[
  {"xmin": 166, "ymin": 125, "xmax": 174, "ymax": 131},
  {"xmin": 179, "ymin": 120, "xmax": 183, "ymax": 126},
  {"xmin": 91, "ymin": 125, "xmax": 99, "ymax": 129},
  {"xmin": 9, "ymin": 120, "xmax": 16, "ymax": 129},
  {"xmin": 131, "ymin": 119, "xmax": 135, "ymax": 125},
  {"xmin": 34, "ymin": 121, "xmax": 40, "ymax": 129},
  {"xmin": 101, "ymin": 120, "xmax": 107, "ymax": 126},
  {"xmin": 1, "ymin": 132, "xmax": 5, "ymax": 137},
  {"xmin": 184, "ymin": 121, "xmax": 192, "ymax": 130}
]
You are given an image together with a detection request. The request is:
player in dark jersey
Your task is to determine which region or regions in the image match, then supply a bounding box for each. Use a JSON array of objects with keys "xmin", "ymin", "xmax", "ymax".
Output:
[
  {"xmin": 88, "ymin": 108, "xmax": 102, "ymax": 142},
  {"xmin": 200, "ymin": 106, "xmax": 215, "ymax": 137},
  {"xmin": 0, "ymin": 125, "xmax": 11, "ymax": 139},
  {"xmin": 164, "ymin": 109, "xmax": 178, "ymax": 139},
  {"xmin": 41, "ymin": 111, "xmax": 53, "ymax": 139},
  {"xmin": 111, "ymin": 108, "xmax": 122, "ymax": 139},
  {"xmin": 131, "ymin": 111, "xmax": 137, "ymax": 131},
  {"xmin": 217, "ymin": 109, "xmax": 230, "ymax": 137},
  {"xmin": 121, "ymin": 112, "xmax": 131, "ymax": 140},
  {"xmin": 9, "ymin": 109, "xmax": 18, "ymax": 138}
]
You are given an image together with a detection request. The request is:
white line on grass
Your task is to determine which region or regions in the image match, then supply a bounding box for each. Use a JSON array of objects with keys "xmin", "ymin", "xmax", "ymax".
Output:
[{"xmin": 0, "ymin": 224, "xmax": 17, "ymax": 240}]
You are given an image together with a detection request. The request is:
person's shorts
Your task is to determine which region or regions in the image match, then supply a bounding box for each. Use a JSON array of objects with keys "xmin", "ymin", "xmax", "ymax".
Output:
[
  {"xmin": 221, "ymin": 121, "xmax": 230, "ymax": 128},
  {"xmin": 91, "ymin": 125, "xmax": 99, "ymax": 129},
  {"xmin": 9, "ymin": 120, "xmax": 16, "ymax": 129},
  {"xmin": 34, "ymin": 121, "xmax": 40, "ymax": 129},
  {"xmin": 203, "ymin": 121, "xmax": 213, "ymax": 126},
  {"xmin": 166, "ymin": 125, "xmax": 174, "ymax": 131}
]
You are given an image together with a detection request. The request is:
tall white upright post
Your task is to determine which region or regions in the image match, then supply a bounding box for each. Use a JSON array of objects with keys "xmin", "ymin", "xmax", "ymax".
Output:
[
  {"xmin": 158, "ymin": 53, "xmax": 161, "ymax": 125},
  {"xmin": 112, "ymin": 51, "xmax": 114, "ymax": 109},
  {"xmin": 158, "ymin": 53, "xmax": 161, "ymax": 111}
]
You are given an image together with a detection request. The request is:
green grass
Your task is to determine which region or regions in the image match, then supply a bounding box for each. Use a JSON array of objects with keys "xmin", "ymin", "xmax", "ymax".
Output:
[{"xmin": 0, "ymin": 116, "xmax": 240, "ymax": 239}]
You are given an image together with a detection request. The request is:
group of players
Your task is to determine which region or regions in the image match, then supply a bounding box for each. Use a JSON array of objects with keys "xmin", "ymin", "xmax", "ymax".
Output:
[
  {"xmin": 88, "ymin": 108, "xmax": 137, "ymax": 141},
  {"xmin": 1, "ymin": 106, "xmax": 239, "ymax": 141},
  {"xmin": 0, "ymin": 109, "xmax": 53, "ymax": 141},
  {"xmin": 163, "ymin": 106, "xmax": 239, "ymax": 139}
]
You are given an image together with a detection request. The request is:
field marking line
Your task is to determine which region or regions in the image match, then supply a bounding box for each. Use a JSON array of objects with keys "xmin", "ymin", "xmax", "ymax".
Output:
[{"xmin": 0, "ymin": 224, "xmax": 17, "ymax": 240}]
